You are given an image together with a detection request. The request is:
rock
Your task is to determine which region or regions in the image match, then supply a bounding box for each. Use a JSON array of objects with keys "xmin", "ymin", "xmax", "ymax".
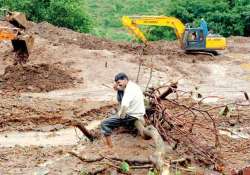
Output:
[{"xmin": 34, "ymin": 168, "xmax": 49, "ymax": 175}]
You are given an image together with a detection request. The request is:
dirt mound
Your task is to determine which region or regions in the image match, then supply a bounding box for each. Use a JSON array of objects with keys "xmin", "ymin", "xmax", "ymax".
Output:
[
  {"xmin": 118, "ymin": 40, "xmax": 179, "ymax": 55},
  {"xmin": 0, "ymin": 63, "xmax": 80, "ymax": 92},
  {"xmin": 28, "ymin": 22, "xmax": 121, "ymax": 50},
  {"xmin": 227, "ymin": 36, "xmax": 250, "ymax": 54},
  {"xmin": 28, "ymin": 22, "xmax": 200, "ymax": 57}
]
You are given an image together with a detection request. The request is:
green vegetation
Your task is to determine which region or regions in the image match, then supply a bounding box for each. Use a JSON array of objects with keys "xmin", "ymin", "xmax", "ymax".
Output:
[
  {"xmin": 1, "ymin": 0, "xmax": 249, "ymax": 41},
  {"xmin": 0, "ymin": 0, "xmax": 92, "ymax": 33},
  {"xmin": 166, "ymin": 0, "xmax": 250, "ymax": 37},
  {"xmin": 120, "ymin": 161, "xmax": 130, "ymax": 173},
  {"xmin": 86, "ymin": 0, "xmax": 250, "ymax": 41},
  {"xmin": 86, "ymin": 0, "xmax": 170, "ymax": 41}
]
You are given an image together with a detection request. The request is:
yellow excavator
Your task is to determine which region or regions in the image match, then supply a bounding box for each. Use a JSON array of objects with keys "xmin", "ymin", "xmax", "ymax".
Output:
[
  {"xmin": 0, "ymin": 11, "xmax": 34, "ymax": 65},
  {"xmin": 122, "ymin": 16, "xmax": 226, "ymax": 55}
]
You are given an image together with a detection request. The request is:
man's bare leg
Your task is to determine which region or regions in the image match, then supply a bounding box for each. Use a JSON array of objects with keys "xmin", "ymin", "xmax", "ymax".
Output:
[
  {"xmin": 104, "ymin": 135, "xmax": 113, "ymax": 148},
  {"xmin": 135, "ymin": 118, "xmax": 150, "ymax": 140},
  {"xmin": 135, "ymin": 120, "xmax": 145, "ymax": 138}
]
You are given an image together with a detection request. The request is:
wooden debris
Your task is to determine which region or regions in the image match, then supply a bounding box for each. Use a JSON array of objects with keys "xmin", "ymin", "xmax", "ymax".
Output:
[
  {"xmin": 159, "ymin": 82, "xmax": 178, "ymax": 100},
  {"xmin": 135, "ymin": 120, "xmax": 170, "ymax": 175}
]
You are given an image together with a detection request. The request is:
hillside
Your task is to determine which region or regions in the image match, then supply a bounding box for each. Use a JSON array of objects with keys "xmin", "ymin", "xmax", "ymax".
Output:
[
  {"xmin": 86, "ymin": 0, "xmax": 170, "ymax": 41},
  {"xmin": 86, "ymin": 0, "xmax": 250, "ymax": 41}
]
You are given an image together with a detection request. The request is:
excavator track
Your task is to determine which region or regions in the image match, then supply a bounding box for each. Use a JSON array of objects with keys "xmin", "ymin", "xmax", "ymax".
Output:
[{"xmin": 185, "ymin": 49, "xmax": 219, "ymax": 56}]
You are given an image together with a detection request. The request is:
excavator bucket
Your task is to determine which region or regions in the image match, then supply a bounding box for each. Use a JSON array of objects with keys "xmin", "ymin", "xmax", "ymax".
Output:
[
  {"xmin": 5, "ymin": 11, "xmax": 29, "ymax": 29},
  {"xmin": 3, "ymin": 11, "xmax": 34, "ymax": 64},
  {"xmin": 11, "ymin": 34, "xmax": 34, "ymax": 64}
]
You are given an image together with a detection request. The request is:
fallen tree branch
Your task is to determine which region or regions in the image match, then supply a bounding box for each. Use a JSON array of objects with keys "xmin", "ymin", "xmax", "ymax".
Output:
[
  {"xmin": 71, "ymin": 120, "xmax": 96, "ymax": 141},
  {"xmin": 159, "ymin": 82, "xmax": 178, "ymax": 100},
  {"xmin": 69, "ymin": 151, "xmax": 104, "ymax": 163},
  {"xmin": 103, "ymin": 155, "xmax": 151, "ymax": 166},
  {"xmin": 144, "ymin": 85, "xmax": 226, "ymax": 169},
  {"xmin": 145, "ymin": 56, "xmax": 153, "ymax": 91},
  {"xmin": 131, "ymin": 165, "xmax": 154, "ymax": 169},
  {"xmin": 70, "ymin": 151, "xmax": 151, "ymax": 166},
  {"xmin": 61, "ymin": 118, "xmax": 96, "ymax": 141},
  {"xmin": 170, "ymin": 157, "xmax": 189, "ymax": 164}
]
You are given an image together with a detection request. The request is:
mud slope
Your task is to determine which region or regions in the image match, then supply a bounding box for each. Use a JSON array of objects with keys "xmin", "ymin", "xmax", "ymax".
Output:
[{"xmin": 0, "ymin": 63, "xmax": 82, "ymax": 92}]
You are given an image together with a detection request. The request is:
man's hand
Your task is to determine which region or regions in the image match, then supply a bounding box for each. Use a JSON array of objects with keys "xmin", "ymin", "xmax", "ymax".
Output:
[
  {"xmin": 113, "ymin": 82, "xmax": 118, "ymax": 91},
  {"xmin": 118, "ymin": 110, "xmax": 126, "ymax": 119},
  {"xmin": 117, "ymin": 105, "xmax": 128, "ymax": 119}
]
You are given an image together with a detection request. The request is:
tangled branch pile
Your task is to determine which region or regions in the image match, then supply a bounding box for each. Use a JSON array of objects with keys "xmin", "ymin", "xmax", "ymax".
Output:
[{"xmin": 144, "ymin": 83, "xmax": 250, "ymax": 171}]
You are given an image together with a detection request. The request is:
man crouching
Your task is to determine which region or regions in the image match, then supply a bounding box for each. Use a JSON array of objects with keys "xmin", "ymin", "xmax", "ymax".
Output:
[{"xmin": 100, "ymin": 72, "xmax": 145, "ymax": 148}]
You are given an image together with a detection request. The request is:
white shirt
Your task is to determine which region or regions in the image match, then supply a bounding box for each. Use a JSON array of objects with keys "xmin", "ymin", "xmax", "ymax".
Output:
[{"xmin": 121, "ymin": 81, "xmax": 145, "ymax": 119}]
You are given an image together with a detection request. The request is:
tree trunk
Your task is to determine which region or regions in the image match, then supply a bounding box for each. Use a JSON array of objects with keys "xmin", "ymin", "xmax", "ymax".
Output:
[{"xmin": 135, "ymin": 120, "xmax": 170, "ymax": 175}]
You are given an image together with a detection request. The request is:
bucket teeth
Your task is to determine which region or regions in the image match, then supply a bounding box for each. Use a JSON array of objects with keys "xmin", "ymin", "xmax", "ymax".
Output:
[{"xmin": 11, "ymin": 35, "xmax": 34, "ymax": 64}]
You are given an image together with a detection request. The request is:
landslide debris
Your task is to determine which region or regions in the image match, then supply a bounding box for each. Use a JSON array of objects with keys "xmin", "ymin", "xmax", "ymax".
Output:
[{"xmin": 0, "ymin": 63, "xmax": 81, "ymax": 92}]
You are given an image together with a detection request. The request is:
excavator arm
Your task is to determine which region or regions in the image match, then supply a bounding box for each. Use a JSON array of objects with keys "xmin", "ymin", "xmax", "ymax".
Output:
[
  {"xmin": 122, "ymin": 16, "xmax": 226, "ymax": 54},
  {"xmin": 122, "ymin": 16, "xmax": 186, "ymax": 45},
  {"xmin": 0, "ymin": 27, "xmax": 19, "ymax": 40}
]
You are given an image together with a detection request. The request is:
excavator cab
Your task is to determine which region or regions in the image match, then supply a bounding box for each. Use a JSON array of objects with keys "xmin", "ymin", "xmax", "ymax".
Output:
[
  {"xmin": 184, "ymin": 28, "xmax": 206, "ymax": 50},
  {"xmin": 184, "ymin": 28, "xmax": 219, "ymax": 55},
  {"xmin": 183, "ymin": 19, "xmax": 225, "ymax": 54}
]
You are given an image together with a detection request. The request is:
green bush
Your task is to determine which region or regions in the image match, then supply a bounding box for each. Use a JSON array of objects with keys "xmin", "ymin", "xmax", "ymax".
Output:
[
  {"xmin": 140, "ymin": 0, "xmax": 250, "ymax": 40},
  {"xmin": 2, "ymin": 0, "xmax": 249, "ymax": 40},
  {"xmin": 146, "ymin": 27, "xmax": 176, "ymax": 41},
  {"xmin": 85, "ymin": 0, "xmax": 250, "ymax": 41},
  {"xmin": 163, "ymin": 0, "xmax": 250, "ymax": 37},
  {"xmin": 0, "ymin": 0, "xmax": 92, "ymax": 33}
]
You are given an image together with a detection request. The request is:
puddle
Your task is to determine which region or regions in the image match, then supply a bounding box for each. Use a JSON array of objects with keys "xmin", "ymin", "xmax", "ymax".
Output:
[
  {"xmin": 0, "ymin": 120, "xmax": 101, "ymax": 147},
  {"xmin": 219, "ymin": 127, "xmax": 250, "ymax": 139}
]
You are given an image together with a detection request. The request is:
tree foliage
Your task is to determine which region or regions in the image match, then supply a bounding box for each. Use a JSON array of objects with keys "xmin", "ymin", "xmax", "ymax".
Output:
[
  {"xmin": 0, "ymin": 0, "xmax": 92, "ymax": 33},
  {"xmin": 86, "ymin": 0, "xmax": 250, "ymax": 41},
  {"xmin": 166, "ymin": 0, "xmax": 250, "ymax": 37},
  {"xmin": 1, "ymin": 0, "xmax": 249, "ymax": 40}
]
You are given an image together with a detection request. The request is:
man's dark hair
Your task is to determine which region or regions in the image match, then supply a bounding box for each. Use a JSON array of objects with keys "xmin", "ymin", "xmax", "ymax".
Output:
[{"xmin": 114, "ymin": 72, "xmax": 129, "ymax": 82}]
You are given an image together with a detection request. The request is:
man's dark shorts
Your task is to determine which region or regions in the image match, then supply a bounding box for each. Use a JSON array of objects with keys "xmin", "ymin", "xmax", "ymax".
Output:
[{"xmin": 100, "ymin": 114, "xmax": 137, "ymax": 136}]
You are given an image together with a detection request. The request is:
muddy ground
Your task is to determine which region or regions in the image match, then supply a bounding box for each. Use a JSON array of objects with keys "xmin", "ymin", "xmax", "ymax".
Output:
[{"xmin": 0, "ymin": 21, "xmax": 250, "ymax": 174}]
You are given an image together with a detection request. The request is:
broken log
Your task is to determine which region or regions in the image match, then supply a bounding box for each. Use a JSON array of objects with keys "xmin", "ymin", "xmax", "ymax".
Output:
[
  {"xmin": 69, "ymin": 151, "xmax": 104, "ymax": 163},
  {"xmin": 135, "ymin": 120, "xmax": 170, "ymax": 175},
  {"xmin": 62, "ymin": 117, "xmax": 96, "ymax": 141},
  {"xmin": 71, "ymin": 120, "xmax": 95, "ymax": 141},
  {"xmin": 159, "ymin": 82, "xmax": 178, "ymax": 100}
]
